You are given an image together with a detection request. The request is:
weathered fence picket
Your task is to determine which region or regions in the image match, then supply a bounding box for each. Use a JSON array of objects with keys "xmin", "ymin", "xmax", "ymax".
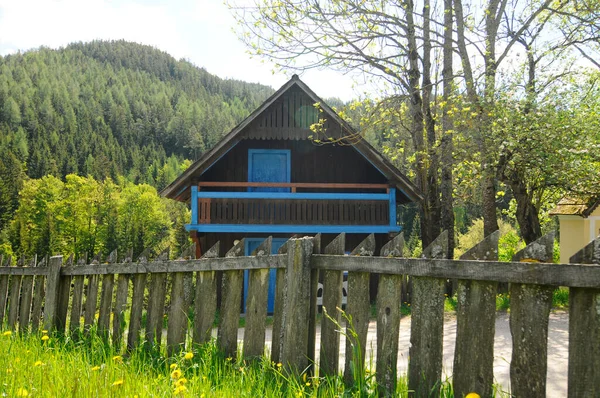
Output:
[
  {"xmin": 127, "ymin": 250, "xmax": 149, "ymax": 350},
  {"xmin": 376, "ymin": 233, "xmax": 404, "ymax": 397},
  {"xmin": 344, "ymin": 233, "xmax": 375, "ymax": 385},
  {"xmin": 243, "ymin": 237, "xmax": 271, "ymax": 359},
  {"xmin": 319, "ymin": 233, "xmax": 345, "ymax": 376},
  {"xmin": 453, "ymin": 231, "xmax": 499, "ymax": 397},
  {"xmin": 2, "ymin": 232, "xmax": 600, "ymax": 397},
  {"xmin": 568, "ymin": 238, "xmax": 600, "ymax": 398},
  {"xmin": 30, "ymin": 256, "xmax": 46, "ymax": 333},
  {"xmin": 193, "ymin": 242, "xmax": 218, "ymax": 346},
  {"xmin": 408, "ymin": 231, "xmax": 448, "ymax": 397},
  {"xmin": 509, "ymin": 233, "xmax": 555, "ymax": 398},
  {"xmin": 218, "ymin": 239, "xmax": 245, "ymax": 358},
  {"xmin": 18, "ymin": 256, "xmax": 36, "ymax": 333}
]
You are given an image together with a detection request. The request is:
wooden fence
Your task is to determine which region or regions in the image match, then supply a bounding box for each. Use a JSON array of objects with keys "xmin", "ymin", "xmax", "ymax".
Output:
[{"xmin": 1, "ymin": 231, "xmax": 599, "ymax": 398}]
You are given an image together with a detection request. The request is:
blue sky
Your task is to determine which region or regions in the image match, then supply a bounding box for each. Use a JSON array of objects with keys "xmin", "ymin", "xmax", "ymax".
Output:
[{"xmin": 0, "ymin": 0, "xmax": 361, "ymax": 101}]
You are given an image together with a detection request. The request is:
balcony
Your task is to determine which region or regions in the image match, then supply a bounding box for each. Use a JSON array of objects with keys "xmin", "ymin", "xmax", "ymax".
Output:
[{"xmin": 186, "ymin": 182, "xmax": 400, "ymax": 234}]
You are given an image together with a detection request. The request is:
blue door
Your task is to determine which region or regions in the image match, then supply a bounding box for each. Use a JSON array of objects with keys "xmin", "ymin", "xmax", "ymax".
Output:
[
  {"xmin": 248, "ymin": 149, "xmax": 291, "ymax": 192},
  {"xmin": 244, "ymin": 238, "xmax": 287, "ymax": 314}
]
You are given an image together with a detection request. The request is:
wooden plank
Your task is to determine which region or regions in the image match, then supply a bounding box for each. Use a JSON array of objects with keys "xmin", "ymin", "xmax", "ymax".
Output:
[
  {"xmin": 309, "ymin": 255, "xmax": 600, "ymax": 288},
  {"xmin": 408, "ymin": 231, "xmax": 447, "ymax": 398},
  {"xmin": 271, "ymin": 240, "xmax": 289, "ymax": 363},
  {"xmin": 568, "ymin": 237, "xmax": 600, "ymax": 398},
  {"xmin": 320, "ymin": 233, "xmax": 345, "ymax": 376},
  {"xmin": 97, "ymin": 250, "xmax": 117, "ymax": 341},
  {"xmin": 127, "ymin": 249, "xmax": 149, "ymax": 351},
  {"xmin": 7, "ymin": 257, "xmax": 24, "ymax": 330},
  {"xmin": 69, "ymin": 256, "xmax": 87, "ymax": 337},
  {"xmin": 0, "ymin": 255, "xmax": 11, "ymax": 327},
  {"xmin": 218, "ymin": 239, "xmax": 245, "ymax": 359},
  {"xmin": 30, "ymin": 256, "xmax": 46, "ymax": 333},
  {"xmin": 453, "ymin": 231, "xmax": 499, "ymax": 398},
  {"xmin": 193, "ymin": 242, "xmax": 219, "ymax": 345},
  {"xmin": 568, "ymin": 236, "xmax": 600, "ymax": 398},
  {"xmin": 167, "ymin": 242, "xmax": 195, "ymax": 356},
  {"xmin": 343, "ymin": 234, "xmax": 375, "ymax": 385},
  {"xmin": 18, "ymin": 256, "xmax": 37, "ymax": 333},
  {"xmin": 112, "ymin": 257, "xmax": 131, "ymax": 350},
  {"xmin": 376, "ymin": 233, "xmax": 404, "ymax": 397},
  {"xmin": 243, "ymin": 237, "xmax": 272, "ymax": 359},
  {"xmin": 83, "ymin": 253, "xmax": 102, "ymax": 334},
  {"xmin": 43, "ymin": 256, "xmax": 63, "ymax": 332},
  {"xmin": 307, "ymin": 233, "xmax": 321, "ymax": 374},
  {"xmin": 145, "ymin": 249, "xmax": 169, "ymax": 347},
  {"xmin": 55, "ymin": 255, "xmax": 73, "ymax": 334},
  {"xmin": 509, "ymin": 233, "xmax": 555, "ymax": 398},
  {"xmin": 279, "ymin": 237, "xmax": 313, "ymax": 372}
]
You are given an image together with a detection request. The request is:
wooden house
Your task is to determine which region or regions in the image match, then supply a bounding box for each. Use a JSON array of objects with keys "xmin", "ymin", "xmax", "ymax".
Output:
[
  {"xmin": 550, "ymin": 196, "xmax": 600, "ymax": 263},
  {"xmin": 161, "ymin": 75, "xmax": 422, "ymax": 310}
]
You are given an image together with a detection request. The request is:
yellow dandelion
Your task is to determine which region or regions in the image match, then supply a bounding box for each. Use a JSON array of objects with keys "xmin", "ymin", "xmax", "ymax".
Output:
[
  {"xmin": 34, "ymin": 360, "xmax": 43, "ymax": 367},
  {"xmin": 184, "ymin": 352, "xmax": 194, "ymax": 360},
  {"xmin": 277, "ymin": 362, "xmax": 282, "ymax": 368},
  {"xmin": 112, "ymin": 355, "xmax": 122, "ymax": 363},
  {"xmin": 171, "ymin": 369, "xmax": 182, "ymax": 380},
  {"xmin": 91, "ymin": 366, "xmax": 101, "ymax": 371},
  {"xmin": 3, "ymin": 330, "xmax": 12, "ymax": 337},
  {"xmin": 175, "ymin": 377, "xmax": 187, "ymax": 386},
  {"xmin": 112, "ymin": 379, "xmax": 124, "ymax": 387},
  {"xmin": 170, "ymin": 363, "xmax": 178, "ymax": 370},
  {"xmin": 305, "ymin": 382, "xmax": 311, "ymax": 386},
  {"xmin": 41, "ymin": 335, "xmax": 50, "ymax": 342},
  {"xmin": 174, "ymin": 385, "xmax": 187, "ymax": 394},
  {"xmin": 41, "ymin": 330, "xmax": 48, "ymax": 334},
  {"xmin": 465, "ymin": 394, "xmax": 480, "ymax": 398},
  {"xmin": 6, "ymin": 368, "xmax": 12, "ymax": 373},
  {"xmin": 16, "ymin": 388, "xmax": 28, "ymax": 397}
]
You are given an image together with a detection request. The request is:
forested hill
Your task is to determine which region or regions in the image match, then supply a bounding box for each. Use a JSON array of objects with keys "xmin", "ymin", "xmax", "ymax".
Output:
[{"xmin": 0, "ymin": 40, "xmax": 274, "ymax": 186}]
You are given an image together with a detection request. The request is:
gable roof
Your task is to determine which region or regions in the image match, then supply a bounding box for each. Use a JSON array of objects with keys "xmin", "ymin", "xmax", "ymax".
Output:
[
  {"xmin": 161, "ymin": 75, "xmax": 423, "ymax": 203},
  {"xmin": 550, "ymin": 196, "xmax": 600, "ymax": 218}
]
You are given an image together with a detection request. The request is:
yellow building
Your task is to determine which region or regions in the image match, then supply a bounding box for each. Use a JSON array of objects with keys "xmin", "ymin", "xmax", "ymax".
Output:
[{"xmin": 550, "ymin": 197, "xmax": 600, "ymax": 263}]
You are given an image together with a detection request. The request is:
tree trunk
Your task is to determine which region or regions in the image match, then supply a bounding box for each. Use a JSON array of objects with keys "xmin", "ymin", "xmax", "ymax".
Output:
[{"xmin": 441, "ymin": 0, "xmax": 455, "ymax": 259}]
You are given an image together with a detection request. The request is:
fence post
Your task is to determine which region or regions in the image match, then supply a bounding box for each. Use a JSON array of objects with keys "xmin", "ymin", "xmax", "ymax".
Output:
[
  {"xmin": 376, "ymin": 233, "xmax": 404, "ymax": 397},
  {"xmin": 320, "ymin": 233, "xmax": 345, "ymax": 376},
  {"xmin": 84, "ymin": 253, "xmax": 102, "ymax": 335},
  {"xmin": 344, "ymin": 233, "xmax": 375, "ymax": 385},
  {"xmin": 43, "ymin": 256, "xmax": 63, "ymax": 332},
  {"xmin": 218, "ymin": 239, "xmax": 245, "ymax": 359},
  {"xmin": 279, "ymin": 237, "xmax": 313, "ymax": 372},
  {"xmin": 453, "ymin": 231, "xmax": 499, "ymax": 397},
  {"xmin": 271, "ymin": 239, "xmax": 290, "ymax": 364},
  {"xmin": 193, "ymin": 242, "xmax": 219, "ymax": 346},
  {"xmin": 568, "ymin": 236, "xmax": 600, "ymax": 398},
  {"xmin": 7, "ymin": 256, "xmax": 24, "ymax": 330},
  {"xmin": 408, "ymin": 231, "xmax": 447, "ymax": 398},
  {"xmin": 244, "ymin": 237, "xmax": 272, "ymax": 359},
  {"xmin": 509, "ymin": 232, "xmax": 555, "ymax": 398},
  {"xmin": 167, "ymin": 246, "xmax": 195, "ymax": 356},
  {"xmin": 145, "ymin": 249, "xmax": 169, "ymax": 347}
]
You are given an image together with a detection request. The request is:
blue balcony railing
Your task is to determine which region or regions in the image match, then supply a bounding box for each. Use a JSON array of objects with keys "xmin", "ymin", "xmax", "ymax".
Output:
[{"xmin": 186, "ymin": 182, "xmax": 400, "ymax": 234}]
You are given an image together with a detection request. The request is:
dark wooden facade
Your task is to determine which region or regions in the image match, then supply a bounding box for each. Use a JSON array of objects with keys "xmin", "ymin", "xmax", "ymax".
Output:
[{"xmin": 162, "ymin": 75, "xmax": 422, "ymax": 256}]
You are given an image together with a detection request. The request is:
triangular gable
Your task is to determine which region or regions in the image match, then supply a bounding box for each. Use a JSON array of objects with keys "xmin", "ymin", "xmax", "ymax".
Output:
[{"xmin": 161, "ymin": 75, "xmax": 422, "ymax": 203}]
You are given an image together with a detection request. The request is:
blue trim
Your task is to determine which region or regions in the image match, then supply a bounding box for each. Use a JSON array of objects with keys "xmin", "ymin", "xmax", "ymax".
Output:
[
  {"xmin": 191, "ymin": 186, "xmax": 198, "ymax": 225},
  {"xmin": 248, "ymin": 149, "xmax": 291, "ymax": 192},
  {"xmin": 185, "ymin": 224, "xmax": 401, "ymax": 233},
  {"xmin": 195, "ymin": 191, "xmax": 389, "ymax": 200},
  {"xmin": 389, "ymin": 188, "xmax": 397, "ymax": 228}
]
